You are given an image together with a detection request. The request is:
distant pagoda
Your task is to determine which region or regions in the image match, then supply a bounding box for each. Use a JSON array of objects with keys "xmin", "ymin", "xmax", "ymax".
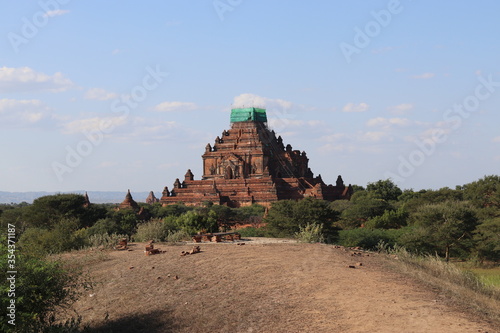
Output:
[{"xmin": 160, "ymin": 107, "xmax": 352, "ymax": 207}]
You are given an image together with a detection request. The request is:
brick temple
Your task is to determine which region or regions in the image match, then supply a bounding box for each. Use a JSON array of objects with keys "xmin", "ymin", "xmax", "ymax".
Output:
[{"xmin": 160, "ymin": 107, "xmax": 352, "ymax": 207}]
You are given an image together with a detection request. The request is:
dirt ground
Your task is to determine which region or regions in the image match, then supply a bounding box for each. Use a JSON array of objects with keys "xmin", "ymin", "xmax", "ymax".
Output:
[{"xmin": 63, "ymin": 238, "xmax": 498, "ymax": 333}]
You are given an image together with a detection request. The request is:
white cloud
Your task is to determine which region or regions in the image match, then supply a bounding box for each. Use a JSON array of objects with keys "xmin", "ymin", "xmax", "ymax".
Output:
[
  {"xmin": 0, "ymin": 99, "xmax": 52, "ymax": 127},
  {"xmin": 320, "ymin": 133, "xmax": 348, "ymax": 143},
  {"xmin": 412, "ymin": 72, "xmax": 435, "ymax": 79},
  {"xmin": 85, "ymin": 88, "xmax": 118, "ymax": 101},
  {"xmin": 342, "ymin": 102, "xmax": 369, "ymax": 113},
  {"xmin": 0, "ymin": 67, "xmax": 73, "ymax": 93},
  {"xmin": 62, "ymin": 116, "xmax": 128, "ymax": 134},
  {"xmin": 43, "ymin": 9, "xmax": 70, "ymax": 17},
  {"xmin": 233, "ymin": 93, "xmax": 292, "ymax": 110},
  {"xmin": 387, "ymin": 103, "xmax": 413, "ymax": 115},
  {"xmin": 366, "ymin": 117, "xmax": 411, "ymax": 128},
  {"xmin": 155, "ymin": 101, "xmax": 197, "ymax": 112},
  {"xmin": 361, "ymin": 131, "xmax": 392, "ymax": 142}
]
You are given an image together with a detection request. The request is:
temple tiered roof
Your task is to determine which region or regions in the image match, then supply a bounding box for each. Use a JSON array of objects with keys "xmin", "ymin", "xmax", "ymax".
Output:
[{"xmin": 161, "ymin": 108, "xmax": 352, "ymax": 207}]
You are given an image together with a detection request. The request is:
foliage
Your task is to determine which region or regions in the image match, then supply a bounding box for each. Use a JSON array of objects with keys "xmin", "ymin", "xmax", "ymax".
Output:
[
  {"xmin": 462, "ymin": 175, "xmax": 500, "ymax": 208},
  {"xmin": 294, "ymin": 222, "xmax": 325, "ymax": 243},
  {"xmin": 134, "ymin": 219, "xmax": 169, "ymax": 242},
  {"xmin": 88, "ymin": 233, "xmax": 129, "ymax": 249},
  {"xmin": 337, "ymin": 228, "xmax": 406, "ymax": 250},
  {"xmin": 473, "ymin": 217, "xmax": 500, "ymax": 262},
  {"xmin": 265, "ymin": 198, "xmax": 338, "ymax": 241},
  {"xmin": 366, "ymin": 179, "xmax": 402, "ymax": 201},
  {"xmin": 22, "ymin": 194, "xmax": 106, "ymax": 229},
  {"xmin": 365, "ymin": 206, "xmax": 408, "ymax": 229},
  {"xmin": 236, "ymin": 227, "xmax": 268, "ymax": 237},
  {"xmin": 0, "ymin": 237, "xmax": 89, "ymax": 332},
  {"xmin": 336, "ymin": 191, "xmax": 392, "ymax": 229},
  {"xmin": 18, "ymin": 218, "xmax": 87, "ymax": 257},
  {"xmin": 109, "ymin": 210, "xmax": 139, "ymax": 235},
  {"xmin": 174, "ymin": 210, "xmax": 218, "ymax": 235},
  {"xmin": 86, "ymin": 218, "xmax": 121, "ymax": 237},
  {"xmin": 406, "ymin": 201, "xmax": 479, "ymax": 261},
  {"xmin": 166, "ymin": 229, "xmax": 191, "ymax": 243}
]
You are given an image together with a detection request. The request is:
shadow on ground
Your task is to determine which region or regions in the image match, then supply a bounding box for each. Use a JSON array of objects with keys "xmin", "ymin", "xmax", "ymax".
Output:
[{"xmin": 86, "ymin": 309, "xmax": 179, "ymax": 333}]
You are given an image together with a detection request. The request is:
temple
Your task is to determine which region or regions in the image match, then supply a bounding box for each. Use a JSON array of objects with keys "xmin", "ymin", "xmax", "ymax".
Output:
[{"xmin": 160, "ymin": 107, "xmax": 352, "ymax": 207}]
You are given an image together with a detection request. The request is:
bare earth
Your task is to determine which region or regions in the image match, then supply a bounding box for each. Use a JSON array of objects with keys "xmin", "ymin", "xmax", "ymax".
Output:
[{"xmin": 64, "ymin": 238, "xmax": 498, "ymax": 333}]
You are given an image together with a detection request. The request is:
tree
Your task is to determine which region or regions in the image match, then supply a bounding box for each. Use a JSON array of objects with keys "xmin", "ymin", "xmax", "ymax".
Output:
[
  {"xmin": 406, "ymin": 201, "xmax": 479, "ymax": 261},
  {"xmin": 473, "ymin": 217, "xmax": 500, "ymax": 262},
  {"xmin": 365, "ymin": 206, "xmax": 408, "ymax": 229},
  {"xmin": 337, "ymin": 191, "xmax": 392, "ymax": 229},
  {"xmin": 0, "ymin": 237, "xmax": 87, "ymax": 331},
  {"xmin": 366, "ymin": 179, "xmax": 402, "ymax": 201},
  {"xmin": 265, "ymin": 198, "xmax": 339, "ymax": 241},
  {"xmin": 22, "ymin": 194, "xmax": 106, "ymax": 229},
  {"xmin": 175, "ymin": 210, "xmax": 218, "ymax": 235},
  {"xmin": 19, "ymin": 218, "xmax": 87, "ymax": 257},
  {"xmin": 462, "ymin": 175, "xmax": 500, "ymax": 208}
]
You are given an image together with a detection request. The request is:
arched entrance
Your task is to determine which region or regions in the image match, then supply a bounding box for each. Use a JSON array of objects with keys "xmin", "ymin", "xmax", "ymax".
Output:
[{"xmin": 225, "ymin": 166, "xmax": 233, "ymax": 179}]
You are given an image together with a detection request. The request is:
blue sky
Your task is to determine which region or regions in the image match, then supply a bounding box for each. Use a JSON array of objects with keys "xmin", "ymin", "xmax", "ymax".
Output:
[{"xmin": 1, "ymin": 0, "xmax": 499, "ymax": 193}]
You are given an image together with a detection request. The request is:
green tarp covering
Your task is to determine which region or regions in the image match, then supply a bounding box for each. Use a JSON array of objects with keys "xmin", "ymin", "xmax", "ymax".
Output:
[{"xmin": 230, "ymin": 107, "xmax": 267, "ymax": 123}]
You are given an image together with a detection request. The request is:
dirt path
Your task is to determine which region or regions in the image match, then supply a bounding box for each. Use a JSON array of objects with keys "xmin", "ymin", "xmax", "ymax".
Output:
[{"xmin": 65, "ymin": 240, "xmax": 497, "ymax": 332}]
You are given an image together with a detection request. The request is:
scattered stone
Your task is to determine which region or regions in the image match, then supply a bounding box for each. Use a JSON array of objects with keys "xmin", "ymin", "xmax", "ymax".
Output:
[
  {"xmin": 356, "ymin": 262, "xmax": 363, "ymax": 266},
  {"xmin": 129, "ymin": 266, "xmax": 134, "ymax": 269},
  {"xmin": 173, "ymin": 275, "xmax": 179, "ymax": 280},
  {"xmin": 181, "ymin": 246, "xmax": 201, "ymax": 256},
  {"xmin": 347, "ymin": 265, "xmax": 356, "ymax": 269},
  {"xmin": 236, "ymin": 242, "xmax": 245, "ymax": 246}
]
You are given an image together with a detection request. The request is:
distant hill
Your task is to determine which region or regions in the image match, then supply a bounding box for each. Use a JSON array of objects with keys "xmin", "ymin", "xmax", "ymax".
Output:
[{"xmin": 0, "ymin": 191, "xmax": 156, "ymax": 204}]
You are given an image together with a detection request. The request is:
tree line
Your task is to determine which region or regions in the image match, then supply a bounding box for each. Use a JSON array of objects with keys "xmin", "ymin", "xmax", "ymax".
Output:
[{"xmin": 1, "ymin": 175, "xmax": 499, "ymax": 331}]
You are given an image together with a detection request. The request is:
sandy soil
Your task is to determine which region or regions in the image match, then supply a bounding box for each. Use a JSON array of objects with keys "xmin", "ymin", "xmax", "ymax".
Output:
[{"xmin": 63, "ymin": 238, "xmax": 498, "ymax": 332}]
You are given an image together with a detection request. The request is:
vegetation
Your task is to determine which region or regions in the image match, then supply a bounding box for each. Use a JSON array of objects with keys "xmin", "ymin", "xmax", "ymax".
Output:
[
  {"xmin": 0, "ymin": 175, "xmax": 499, "ymax": 329},
  {"xmin": 381, "ymin": 244, "xmax": 500, "ymax": 324},
  {"xmin": 0, "ymin": 236, "xmax": 91, "ymax": 332}
]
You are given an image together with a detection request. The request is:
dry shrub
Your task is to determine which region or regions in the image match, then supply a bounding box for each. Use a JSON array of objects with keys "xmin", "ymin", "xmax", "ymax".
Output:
[
  {"xmin": 89, "ymin": 233, "xmax": 129, "ymax": 249},
  {"xmin": 385, "ymin": 245, "xmax": 500, "ymax": 325},
  {"xmin": 294, "ymin": 223, "xmax": 324, "ymax": 243}
]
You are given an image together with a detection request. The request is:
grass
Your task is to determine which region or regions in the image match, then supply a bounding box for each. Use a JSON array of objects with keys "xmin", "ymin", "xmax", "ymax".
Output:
[
  {"xmin": 466, "ymin": 267, "xmax": 500, "ymax": 288},
  {"xmin": 381, "ymin": 245, "xmax": 500, "ymax": 326}
]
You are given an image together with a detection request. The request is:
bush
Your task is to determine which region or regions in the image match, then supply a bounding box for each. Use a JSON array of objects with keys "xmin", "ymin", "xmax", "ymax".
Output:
[
  {"xmin": 19, "ymin": 218, "xmax": 86, "ymax": 257},
  {"xmin": 294, "ymin": 223, "xmax": 325, "ymax": 243},
  {"xmin": 364, "ymin": 206, "xmax": 408, "ymax": 229},
  {"xmin": 88, "ymin": 233, "xmax": 129, "ymax": 249},
  {"xmin": 134, "ymin": 219, "xmax": 169, "ymax": 242},
  {"xmin": 0, "ymin": 237, "xmax": 90, "ymax": 332},
  {"xmin": 237, "ymin": 227, "xmax": 267, "ymax": 237},
  {"xmin": 86, "ymin": 218, "xmax": 121, "ymax": 237},
  {"xmin": 337, "ymin": 228, "xmax": 407, "ymax": 250},
  {"xmin": 265, "ymin": 198, "xmax": 338, "ymax": 240},
  {"xmin": 166, "ymin": 229, "xmax": 191, "ymax": 243}
]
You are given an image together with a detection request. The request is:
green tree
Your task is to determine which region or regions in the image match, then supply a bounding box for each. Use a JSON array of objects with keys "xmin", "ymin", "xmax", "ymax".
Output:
[
  {"xmin": 405, "ymin": 201, "xmax": 479, "ymax": 261},
  {"xmin": 365, "ymin": 206, "xmax": 408, "ymax": 229},
  {"xmin": 337, "ymin": 192, "xmax": 392, "ymax": 229},
  {"xmin": 462, "ymin": 175, "xmax": 500, "ymax": 208},
  {"xmin": 473, "ymin": 217, "xmax": 500, "ymax": 262},
  {"xmin": 1, "ymin": 237, "xmax": 87, "ymax": 332},
  {"xmin": 366, "ymin": 179, "xmax": 402, "ymax": 201},
  {"xmin": 264, "ymin": 197, "xmax": 339, "ymax": 241},
  {"xmin": 175, "ymin": 210, "xmax": 218, "ymax": 235},
  {"xmin": 21, "ymin": 194, "xmax": 106, "ymax": 229},
  {"xmin": 18, "ymin": 218, "xmax": 86, "ymax": 257}
]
